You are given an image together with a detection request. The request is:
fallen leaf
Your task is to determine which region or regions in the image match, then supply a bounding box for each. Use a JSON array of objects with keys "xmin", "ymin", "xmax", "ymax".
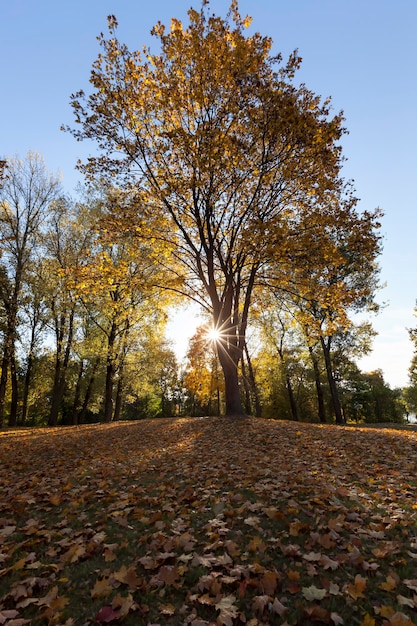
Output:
[
  {"xmin": 91, "ymin": 578, "xmax": 113, "ymax": 599},
  {"xmin": 302, "ymin": 585, "xmax": 327, "ymax": 601},
  {"xmin": 96, "ymin": 606, "xmax": 119, "ymax": 623}
]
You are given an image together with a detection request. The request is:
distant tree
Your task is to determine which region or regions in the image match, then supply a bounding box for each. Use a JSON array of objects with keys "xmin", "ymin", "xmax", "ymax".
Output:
[
  {"xmin": 18, "ymin": 261, "xmax": 49, "ymax": 425},
  {"xmin": 0, "ymin": 152, "xmax": 61, "ymax": 426},
  {"xmin": 183, "ymin": 325, "xmax": 223, "ymax": 416},
  {"xmin": 402, "ymin": 386, "xmax": 417, "ymax": 420},
  {"xmin": 359, "ymin": 370, "xmax": 404, "ymax": 423}
]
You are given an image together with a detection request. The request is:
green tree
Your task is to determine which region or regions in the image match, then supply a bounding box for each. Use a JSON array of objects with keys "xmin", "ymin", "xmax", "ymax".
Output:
[
  {"xmin": 0, "ymin": 152, "xmax": 61, "ymax": 426},
  {"xmin": 65, "ymin": 3, "xmax": 349, "ymax": 416}
]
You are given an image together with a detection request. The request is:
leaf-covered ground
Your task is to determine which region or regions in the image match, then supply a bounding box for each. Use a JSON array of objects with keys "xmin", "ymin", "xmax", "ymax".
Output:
[{"xmin": 1, "ymin": 417, "xmax": 417, "ymax": 626}]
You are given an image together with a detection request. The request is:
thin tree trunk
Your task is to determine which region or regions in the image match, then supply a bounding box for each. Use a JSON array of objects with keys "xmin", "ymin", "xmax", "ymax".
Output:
[
  {"xmin": 0, "ymin": 318, "xmax": 14, "ymax": 426},
  {"xmin": 78, "ymin": 356, "xmax": 100, "ymax": 424},
  {"xmin": 309, "ymin": 345, "xmax": 327, "ymax": 423},
  {"xmin": 113, "ymin": 375, "xmax": 123, "ymax": 421},
  {"xmin": 71, "ymin": 360, "xmax": 84, "ymax": 425},
  {"xmin": 104, "ymin": 321, "xmax": 117, "ymax": 423},
  {"xmin": 240, "ymin": 356, "xmax": 252, "ymax": 415},
  {"xmin": 244, "ymin": 343, "xmax": 262, "ymax": 417},
  {"xmin": 21, "ymin": 351, "xmax": 34, "ymax": 426},
  {"xmin": 286, "ymin": 374, "xmax": 299, "ymax": 421},
  {"xmin": 320, "ymin": 335, "xmax": 343, "ymax": 424},
  {"xmin": 48, "ymin": 308, "xmax": 75, "ymax": 426},
  {"xmin": 0, "ymin": 352, "xmax": 9, "ymax": 428},
  {"xmin": 8, "ymin": 351, "xmax": 18, "ymax": 427}
]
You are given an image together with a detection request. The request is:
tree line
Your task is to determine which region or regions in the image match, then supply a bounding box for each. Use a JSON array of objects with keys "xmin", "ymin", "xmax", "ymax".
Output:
[{"xmin": 0, "ymin": 3, "xmax": 410, "ymax": 425}]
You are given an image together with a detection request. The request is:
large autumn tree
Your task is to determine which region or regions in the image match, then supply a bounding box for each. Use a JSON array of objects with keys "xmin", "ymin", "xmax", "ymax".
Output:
[{"xmin": 65, "ymin": 2, "xmax": 367, "ymax": 416}]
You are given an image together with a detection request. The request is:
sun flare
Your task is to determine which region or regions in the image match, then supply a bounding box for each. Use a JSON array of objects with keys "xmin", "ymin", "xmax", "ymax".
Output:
[{"xmin": 206, "ymin": 326, "xmax": 221, "ymax": 343}]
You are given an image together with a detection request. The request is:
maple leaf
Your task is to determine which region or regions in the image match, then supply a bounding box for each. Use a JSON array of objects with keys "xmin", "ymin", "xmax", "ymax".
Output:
[
  {"xmin": 111, "ymin": 593, "xmax": 136, "ymax": 617},
  {"xmin": 346, "ymin": 574, "xmax": 367, "ymax": 599},
  {"xmin": 396, "ymin": 596, "xmax": 415, "ymax": 609},
  {"xmin": 252, "ymin": 595, "xmax": 269, "ymax": 615},
  {"xmin": 91, "ymin": 577, "xmax": 113, "ymax": 599},
  {"xmin": 157, "ymin": 565, "xmax": 179, "ymax": 585},
  {"xmin": 244, "ymin": 516, "xmax": 260, "ymax": 528},
  {"xmin": 215, "ymin": 594, "xmax": 239, "ymax": 625},
  {"xmin": 270, "ymin": 597, "xmax": 288, "ymax": 617},
  {"xmin": 387, "ymin": 613, "xmax": 417, "ymax": 625},
  {"xmin": 404, "ymin": 579, "xmax": 417, "ymax": 592},
  {"xmin": 112, "ymin": 564, "xmax": 142, "ymax": 589},
  {"xmin": 302, "ymin": 585, "xmax": 327, "ymax": 601},
  {"xmin": 247, "ymin": 536, "xmax": 266, "ymax": 553},
  {"xmin": 379, "ymin": 575, "xmax": 398, "ymax": 591},
  {"xmin": 258, "ymin": 571, "xmax": 279, "ymax": 595}
]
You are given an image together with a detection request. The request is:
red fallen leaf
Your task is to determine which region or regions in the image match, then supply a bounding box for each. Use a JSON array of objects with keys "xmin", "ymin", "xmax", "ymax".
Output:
[
  {"xmin": 238, "ymin": 579, "xmax": 247, "ymax": 599},
  {"xmin": 96, "ymin": 606, "xmax": 120, "ymax": 623}
]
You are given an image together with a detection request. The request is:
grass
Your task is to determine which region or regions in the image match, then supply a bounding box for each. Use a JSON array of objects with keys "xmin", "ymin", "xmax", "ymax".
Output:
[{"xmin": 1, "ymin": 417, "xmax": 417, "ymax": 625}]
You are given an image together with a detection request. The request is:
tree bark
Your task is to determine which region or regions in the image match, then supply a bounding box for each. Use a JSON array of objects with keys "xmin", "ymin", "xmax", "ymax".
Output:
[
  {"xmin": 309, "ymin": 345, "xmax": 327, "ymax": 423},
  {"xmin": 217, "ymin": 349, "xmax": 244, "ymax": 416},
  {"xmin": 113, "ymin": 375, "xmax": 123, "ymax": 421},
  {"xmin": 71, "ymin": 360, "xmax": 84, "ymax": 425},
  {"xmin": 48, "ymin": 308, "xmax": 75, "ymax": 426},
  {"xmin": 8, "ymin": 351, "xmax": 18, "ymax": 427},
  {"xmin": 104, "ymin": 321, "xmax": 117, "ymax": 423},
  {"xmin": 21, "ymin": 350, "xmax": 34, "ymax": 426},
  {"xmin": 78, "ymin": 357, "xmax": 100, "ymax": 424},
  {"xmin": 285, "ymin": 374, "xmax": 299, "ymax": 421},
  {"xmin": 320, "ymin": 335, "xmax": 343, "ymax": 424},
  {"xmin": 244, "ymin": 343, "xmax": 262, "ymax": 417}
]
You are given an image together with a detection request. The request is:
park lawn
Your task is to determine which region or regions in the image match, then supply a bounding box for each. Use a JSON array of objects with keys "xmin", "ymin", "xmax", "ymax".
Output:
[{"xmin": 0, "ymin": 417, "xmax": 417, "ymax": 625}]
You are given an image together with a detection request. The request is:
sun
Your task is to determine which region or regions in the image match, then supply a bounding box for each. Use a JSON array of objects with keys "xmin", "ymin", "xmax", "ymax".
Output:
[{"xmin": 206, "ymin": 326, "xmax": 222, "ymax": 343}]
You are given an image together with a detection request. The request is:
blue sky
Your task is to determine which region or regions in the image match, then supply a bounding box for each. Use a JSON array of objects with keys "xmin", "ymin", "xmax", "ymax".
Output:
[{"xmin": 2, "ymin": 0, "xmax": 416, "ymax": 388}]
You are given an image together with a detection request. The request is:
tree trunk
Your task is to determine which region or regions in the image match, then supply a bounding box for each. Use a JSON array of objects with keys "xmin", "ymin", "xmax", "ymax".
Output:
[
  {"xmin": 104, "ymin": 321, "xmax": 117, "ymax": 423},
  {"xmin": 0, "ymin": 318, "xmax": 15, "ymax": 426},
  {"xmin": 78, "ymin": 357, "xmax": 100, "ymax": 424},
  {"xmin": 286, "ymin": 374, "xmax": 299, "ymax": 421},
  {"xmin": 244, "ymin": 343, "xmax": 262, "ymax": 417},
  {"xmin": 320, "ymin": 335, "xmax": 343, "ymax": 424},
  {"xmin": 71, "ymin": 360, "xmax": 84, "ymax": 425},
  {"xmin": 8, "ymin": 351, "xmax": 18, "ymax": 427},
  {"xmin": 48, "ymin": 308, "xmax": 75, "ymax": 426},
  {"xmin": 21, "ymin": 351, "xmax": 34, "ymax": 426},
  {"xmin": 309, "ymin": 345, "xmax": 327, "ymax": 423},
  {"xmin": 240, "ymin": 357, "xmax": 252, "ymax": 415},
  {"xmin": 0, "ymin": 352, "xmax": 9, "ymax": 428},
  {"xmin": 114, "ymin": 375, "xmax": 123, "ymax": 421},
  {"xmin": 217, "ymin": 349, "xmax": 244, "ymax": 416}
]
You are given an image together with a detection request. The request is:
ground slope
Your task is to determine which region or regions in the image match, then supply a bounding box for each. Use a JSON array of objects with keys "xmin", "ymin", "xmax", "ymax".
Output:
[{"xmin": 1, "ymin": 417, "xmax": 417, "ymax": 625}]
